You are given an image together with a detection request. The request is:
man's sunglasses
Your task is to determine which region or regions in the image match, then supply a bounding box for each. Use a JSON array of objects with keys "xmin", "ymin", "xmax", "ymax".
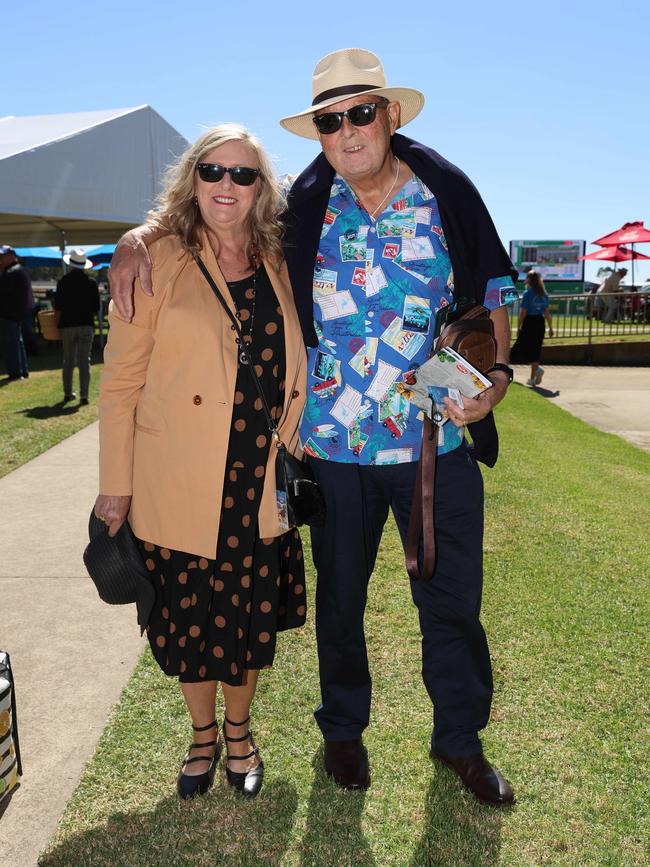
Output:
[
  {"xmin": 312, "ymin": 102, "xmax": 384, "ymax": 135},
  {"xmin": 196, "ymin": 163, "xmax": 260, "ymax": 186}
]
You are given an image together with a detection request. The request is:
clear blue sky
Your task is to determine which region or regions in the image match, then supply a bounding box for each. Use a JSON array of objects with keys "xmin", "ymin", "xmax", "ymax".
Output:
[{"xmin": 3, "ymin": 0, "xmax": 650, "ymax": 282}]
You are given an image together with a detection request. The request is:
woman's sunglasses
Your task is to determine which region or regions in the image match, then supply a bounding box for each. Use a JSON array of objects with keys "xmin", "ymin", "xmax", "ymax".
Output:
[
  {"xmin": 196, "ymin": 163, "xmax": 260, "ymax": 186},
  {"xmin": 312, "ymin": 102, "xmax": 384, "ymax": 135}
]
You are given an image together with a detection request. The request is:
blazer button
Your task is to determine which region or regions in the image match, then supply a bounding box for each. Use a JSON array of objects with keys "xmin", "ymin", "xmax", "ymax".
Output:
[
  {"xmin": 292, "ymin": 390, "xmax": 300, "ymax": 399},
  {"xmin": 193, "ymin": 395, "xmax": 202, "ymax": 406}
]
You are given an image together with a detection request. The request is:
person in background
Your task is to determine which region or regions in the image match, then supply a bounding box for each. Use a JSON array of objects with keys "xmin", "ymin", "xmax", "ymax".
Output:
[
  {"xmin": 55, "ymin": 249, "xmax": 100, "ymax": 404},
  {"xmin": 0, "ymin": 245, "xmax": 30, "ymax": 381},
  {"xmin": 596, "ymin": 267, "xmax": 627, "ymax": 324},
  {"xmin": 20, "ymin": 259, "xmax": 39, "ymax": 356},
  {"xmin": 510, "ymin": 269, "xmax": 553, "ymax": 385}
]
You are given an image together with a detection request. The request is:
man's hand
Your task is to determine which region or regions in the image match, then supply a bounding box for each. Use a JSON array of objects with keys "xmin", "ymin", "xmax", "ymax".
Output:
[
  {"xmin": 94, "ymin": 494, "xmax": 132, "ymax": 538},
  {"xmin": 444, "ymin": 373, "xmax": 509, "ymax": 427},
  {"xmin": 108, "ymin": 226, "xmax": 156, "ymax": 321}
]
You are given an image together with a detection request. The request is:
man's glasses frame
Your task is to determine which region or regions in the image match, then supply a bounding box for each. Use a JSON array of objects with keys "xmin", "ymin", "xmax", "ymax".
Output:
[
  {"xmin": 196, "ymin": 163, "xmax": 261, "ymax": 186},
  {"xmin": 312, "ymin": 102, "xmax": 386, "ymax": 135}
]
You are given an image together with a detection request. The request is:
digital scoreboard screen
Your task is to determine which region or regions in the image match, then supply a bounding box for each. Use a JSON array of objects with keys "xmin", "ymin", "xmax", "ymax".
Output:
[{"xmin": 510, "ymin": 240, "xmax": 586, "ymax": 281}]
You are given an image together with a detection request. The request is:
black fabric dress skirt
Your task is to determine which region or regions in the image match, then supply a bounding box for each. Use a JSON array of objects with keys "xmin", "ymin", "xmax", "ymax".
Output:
[
  {"xmin": 509, "ymin": 314, "xmax": 545, "ymax": 363},
  {"xmin": 137, "ymin": 265, "xmax": 306, "ymax": 685}
]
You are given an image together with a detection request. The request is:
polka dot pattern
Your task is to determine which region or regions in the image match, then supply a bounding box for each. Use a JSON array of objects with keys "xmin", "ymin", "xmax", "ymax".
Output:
[{"xmin": 136, "ymin": 265, "xmax": 306, "ymax": 686}]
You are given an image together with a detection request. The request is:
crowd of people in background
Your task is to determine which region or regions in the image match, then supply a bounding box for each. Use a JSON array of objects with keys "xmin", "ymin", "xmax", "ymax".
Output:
[{"xmin": 0, "ymin": 245, "xmax": 102, "ymax": 401}]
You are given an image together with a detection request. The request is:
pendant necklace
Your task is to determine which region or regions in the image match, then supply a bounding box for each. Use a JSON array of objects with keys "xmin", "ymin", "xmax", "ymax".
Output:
[
  {"xmin": 228, "ymin": 258, "xmax": 258, "ymax": 365},
  {"xmin": 365, "ymin": 157, "xmax": 400, "ymax": 221}
]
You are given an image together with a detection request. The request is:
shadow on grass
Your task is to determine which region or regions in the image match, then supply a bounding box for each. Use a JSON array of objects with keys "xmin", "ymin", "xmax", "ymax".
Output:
[
  {"xmin": 409, "ymin": 764, "xmax": 505, "ymax": 867},
  {"xmin": 39, "ymin": 779, "xmax": 299, "ymax": 867},
  {"xmin": 299, "ymin": 749, "xmax": 374, "ymax": 866},
  {"xmin": 18, "ymin": 403, "xmax": 82, "ymax": 419}
]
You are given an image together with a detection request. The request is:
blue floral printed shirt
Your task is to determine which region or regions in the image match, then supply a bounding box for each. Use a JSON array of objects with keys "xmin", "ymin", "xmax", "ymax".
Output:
[{"xmin": 299, "ymin": 174, "xmax": 515, "ymax": 465}]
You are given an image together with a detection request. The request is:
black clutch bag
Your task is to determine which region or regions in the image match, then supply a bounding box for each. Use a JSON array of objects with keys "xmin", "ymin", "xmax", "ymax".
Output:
[
  {"xmin": 275, "ymin": 442, "xmax": 326, "ymax": 528},
  {"xmin": 193, "ymin": 254, "xmax": 326, "ymax": 529}
]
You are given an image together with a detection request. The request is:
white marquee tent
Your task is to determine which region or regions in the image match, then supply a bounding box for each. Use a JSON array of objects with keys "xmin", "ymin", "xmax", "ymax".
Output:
[{"xmin": 0, "ymin": 106, "xmax": 188, "ymax": 247}]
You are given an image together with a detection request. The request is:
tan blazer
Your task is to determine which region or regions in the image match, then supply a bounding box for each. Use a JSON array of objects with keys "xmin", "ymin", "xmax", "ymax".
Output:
[{"xmin": 99, "ymin": 232, "xmax": 307, "ymax": 558}]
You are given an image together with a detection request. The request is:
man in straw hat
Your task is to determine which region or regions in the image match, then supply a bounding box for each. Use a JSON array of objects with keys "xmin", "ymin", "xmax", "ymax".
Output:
[
  {"xmin": 109, "ymin": 48, "xmax": 517, "ymax": 806},
  {"xmin": 55, "ymin": 248, "xmax": 100, "ymax": 404}
]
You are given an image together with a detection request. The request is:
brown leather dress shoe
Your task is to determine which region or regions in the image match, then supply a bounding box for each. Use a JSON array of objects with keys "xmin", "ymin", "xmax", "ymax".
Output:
[
  {"xmin": 324, "ymin": 739, "xmax": 370, "ymax": 790},
  {"xmin": 431, "ymin": 750, "xmax": 515, "ymax": 806}
]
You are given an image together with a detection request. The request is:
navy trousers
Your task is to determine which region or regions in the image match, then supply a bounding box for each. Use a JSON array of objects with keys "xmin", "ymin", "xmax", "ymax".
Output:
[{"xmin": 308, "ymin": 444, "xmax": 493, "ymax": 757}]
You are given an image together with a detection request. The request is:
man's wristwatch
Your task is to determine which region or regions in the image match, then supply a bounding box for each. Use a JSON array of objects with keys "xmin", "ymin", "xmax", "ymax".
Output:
[{"xmin": 486, "ymin": 363, "xmax": 514, "ymax": 383}]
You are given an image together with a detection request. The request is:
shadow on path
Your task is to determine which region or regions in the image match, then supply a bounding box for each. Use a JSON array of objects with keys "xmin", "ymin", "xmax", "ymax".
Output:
[{"xmin": 39, "ymin": 779, "xmax": 298, "ymax": 867}]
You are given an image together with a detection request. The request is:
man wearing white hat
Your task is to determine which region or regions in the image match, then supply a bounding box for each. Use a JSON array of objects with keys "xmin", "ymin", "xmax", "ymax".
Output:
[
  {"xmin": 55, "ymin": 249, "xmax": 100, "ymax": 404},
  {"xmin": 108, "ymin": 48, "xmax": 517, "ymax": 806}
]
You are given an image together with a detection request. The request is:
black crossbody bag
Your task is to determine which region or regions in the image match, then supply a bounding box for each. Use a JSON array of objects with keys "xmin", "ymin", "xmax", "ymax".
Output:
[{"xmin": 194, "ymin": 254, "xmax": 326, "ymax": 529}]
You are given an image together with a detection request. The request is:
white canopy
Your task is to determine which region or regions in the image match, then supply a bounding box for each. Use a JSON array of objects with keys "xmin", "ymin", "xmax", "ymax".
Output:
[{"xmin": 0, "ymin": 106, "xmax": 188, "ymax": 246}]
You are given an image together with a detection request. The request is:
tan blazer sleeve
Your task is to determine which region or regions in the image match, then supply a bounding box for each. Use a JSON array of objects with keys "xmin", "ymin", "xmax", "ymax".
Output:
[{"xmin": 98, "ymin": 286, "xmax": 157, "ymax": 495}]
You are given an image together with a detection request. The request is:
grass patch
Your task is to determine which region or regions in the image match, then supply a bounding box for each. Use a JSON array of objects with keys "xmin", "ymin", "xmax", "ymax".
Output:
[
  {"xmin": 41, "ymin": 386, "xmax": 649, "ymax": 865},
  {"xmin": 0, "ymin": 344, "xmax": 102, "ymax": 478}
]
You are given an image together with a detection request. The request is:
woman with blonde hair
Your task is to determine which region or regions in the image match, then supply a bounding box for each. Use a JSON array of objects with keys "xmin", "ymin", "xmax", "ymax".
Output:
[{"xmin": 95, "ymin": 124, "xmax": 307, "ymax": 800}]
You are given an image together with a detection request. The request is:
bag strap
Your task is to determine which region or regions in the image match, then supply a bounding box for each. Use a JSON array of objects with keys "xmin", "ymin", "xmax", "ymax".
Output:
[
  {"xmin": 405, "ymin": 416, "xmax": 438, "ymax": 581},
  {"xmin": 5, "ymin": 652, "xmax": 22, "ymax": 776},
  {"xmin": 193, "ymin": 254, "xmax": 285, "ymax": 450}
]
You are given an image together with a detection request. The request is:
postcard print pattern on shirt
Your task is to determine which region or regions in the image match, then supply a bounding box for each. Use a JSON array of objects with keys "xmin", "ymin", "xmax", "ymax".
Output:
[{"xmin": 299, "ymin": 174, "xmax": 515, "ymax": 465}]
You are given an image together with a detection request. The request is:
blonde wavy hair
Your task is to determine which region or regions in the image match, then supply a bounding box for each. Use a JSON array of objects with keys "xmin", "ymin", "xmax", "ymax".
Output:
[{"xmin": 149, "ymin": 123, "xmax": 284, "ymax": 265}]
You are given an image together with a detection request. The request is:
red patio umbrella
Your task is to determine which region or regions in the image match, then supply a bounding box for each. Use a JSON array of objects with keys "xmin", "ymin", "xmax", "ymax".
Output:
[
  {"xmin": 580, "ymin": 245, "xmax": 650, "ymax": 262},
  {"xmin": 592, "ymin": 221, "xmax": 650, "ymax": 287},
  {"xmin": 592, "ymin": 221, "xmax": 650, "ymax": 246}
]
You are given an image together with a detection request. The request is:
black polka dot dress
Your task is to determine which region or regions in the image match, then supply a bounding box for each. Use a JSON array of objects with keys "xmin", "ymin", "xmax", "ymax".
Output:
[{"xmin": 137, "ymin": 265, "xmax": 306, "ymax": 685}]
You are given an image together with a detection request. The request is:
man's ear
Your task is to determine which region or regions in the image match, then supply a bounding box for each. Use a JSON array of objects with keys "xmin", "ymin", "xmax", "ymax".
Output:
[{"xmin": 387, "ymin": 101, "xmax": 401, "ymax": 134}]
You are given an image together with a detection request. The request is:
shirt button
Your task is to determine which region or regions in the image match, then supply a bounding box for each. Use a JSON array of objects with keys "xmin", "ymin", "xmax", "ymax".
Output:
[
  {"xmin": 292, "ymin": 390, "xmax": 300, "ymax": 399},
  {"xmin": 193, "ymin": 395, "xmax": 202, "ymax": 406}
]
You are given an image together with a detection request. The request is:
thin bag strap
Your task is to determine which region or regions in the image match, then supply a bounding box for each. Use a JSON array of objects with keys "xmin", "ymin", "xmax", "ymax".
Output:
[
  {"xmin": 405, "ymin": 416, "xmax": 437, "ymax": 581},
  {"xmin": 193, "ymin": 253, "xmax": 282, "ymax": 446},
  {"xmin": 5, "ymin": 652, "xmax": 22, "ymax": 776}
]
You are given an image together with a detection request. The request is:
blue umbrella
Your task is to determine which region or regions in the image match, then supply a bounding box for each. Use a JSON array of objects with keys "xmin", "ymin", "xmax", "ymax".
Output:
[
  {"xmin": 15, "ymin": 247, "xmax": 63, "ymax": 267},
  {"xmin": 84, "ymin": 244, "xmax": 116, "ymax": 265}
]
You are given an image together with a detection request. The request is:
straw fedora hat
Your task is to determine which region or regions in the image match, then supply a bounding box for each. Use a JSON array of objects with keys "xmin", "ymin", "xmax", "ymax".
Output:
[
  {"xmin": 63, "ymin": 248, "xmax": 93, "ymax": 269},
  {"xmin": 280, "ymin": 47, "xmax": 425, "ymax": 140}
]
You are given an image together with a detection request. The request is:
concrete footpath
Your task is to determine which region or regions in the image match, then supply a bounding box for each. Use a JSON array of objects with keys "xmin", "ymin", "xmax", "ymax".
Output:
[
  {"xmin": 0, "ymin": 422, "xmax": 144, "ymax": 867},
  {"xmin": 511, "ymin": 364, "xmax": 650, "ymax": 453},
  {"xmin": 0, "ymin": 366, "xmax": 647, "ymax": 865}
]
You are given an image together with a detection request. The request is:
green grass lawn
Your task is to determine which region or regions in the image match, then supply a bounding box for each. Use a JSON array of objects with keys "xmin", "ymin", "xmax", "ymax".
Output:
[
  {"xmin": 0, "ymin": 343, "xmax": 103, "ymax": 478},
  {"xmin": 39, "ymin": 386, "xmax": 649, "ymax": 866}
]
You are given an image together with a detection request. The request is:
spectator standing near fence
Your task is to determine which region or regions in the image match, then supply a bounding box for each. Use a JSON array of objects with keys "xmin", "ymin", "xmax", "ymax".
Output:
[
  {"xmin": 0, "ymin": 245, "xmax": 30, "ymax": 381},
  {"xmin": 54, "ymin": 249, "xmax": 99, "ymax": 404},
  {"xmin": 596, "ymin": 267, "xmax": 627, "ymax": 324},
  {"xmin": 510, "ymin": 269, "xmax": 552, "ymax": 386}
]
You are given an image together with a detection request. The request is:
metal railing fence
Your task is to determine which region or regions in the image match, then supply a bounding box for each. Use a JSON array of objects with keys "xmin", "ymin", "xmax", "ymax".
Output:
[{"xmin": 510, "ymin": 292, "xmax": 650, "ymax": 344}]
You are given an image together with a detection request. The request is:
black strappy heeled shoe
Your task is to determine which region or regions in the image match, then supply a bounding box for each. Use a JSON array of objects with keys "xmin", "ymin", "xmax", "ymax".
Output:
[
  {"xmin": 223, "ymin": 715, "xmax": 264, "ymax": 799},
  {"xmin": 177, "ymin": 719, "xmax": 222, "ymax": 800}
]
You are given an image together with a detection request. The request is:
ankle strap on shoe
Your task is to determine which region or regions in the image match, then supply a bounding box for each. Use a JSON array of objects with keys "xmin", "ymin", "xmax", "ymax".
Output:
[
  {"xmin": 223, "ymin": 715, "xmax": 252, "ymax": 743},
  {"xmin": 224, "ymin": 715, "xmax": 250, "ymax": 728},
  {"xmin": 192, "ymin": 719, "xmax": 217, "ymax": 732}
]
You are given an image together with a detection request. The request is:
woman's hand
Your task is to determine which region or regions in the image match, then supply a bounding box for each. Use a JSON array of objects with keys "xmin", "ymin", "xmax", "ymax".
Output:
[
  {"xmin": 548, "ymin": 325, "xmax": 554, "ymax": 337},
  {"xmin": 94, "ymin": 494, "xmax": 132, "ymax": 537},
  {"xmin": 108, "ymin": 226, "xmax": 156, "ymax": 321}
]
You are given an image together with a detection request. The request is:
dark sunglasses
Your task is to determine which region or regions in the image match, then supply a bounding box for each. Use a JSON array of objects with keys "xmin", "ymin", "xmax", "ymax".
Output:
[
  {"xmin": 312, "ymin": 102, "xmax": 384, "ymax": 135},
  {"xmin": 196, "ymin": 163, "xmax": 260, "ymax": 186}
]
